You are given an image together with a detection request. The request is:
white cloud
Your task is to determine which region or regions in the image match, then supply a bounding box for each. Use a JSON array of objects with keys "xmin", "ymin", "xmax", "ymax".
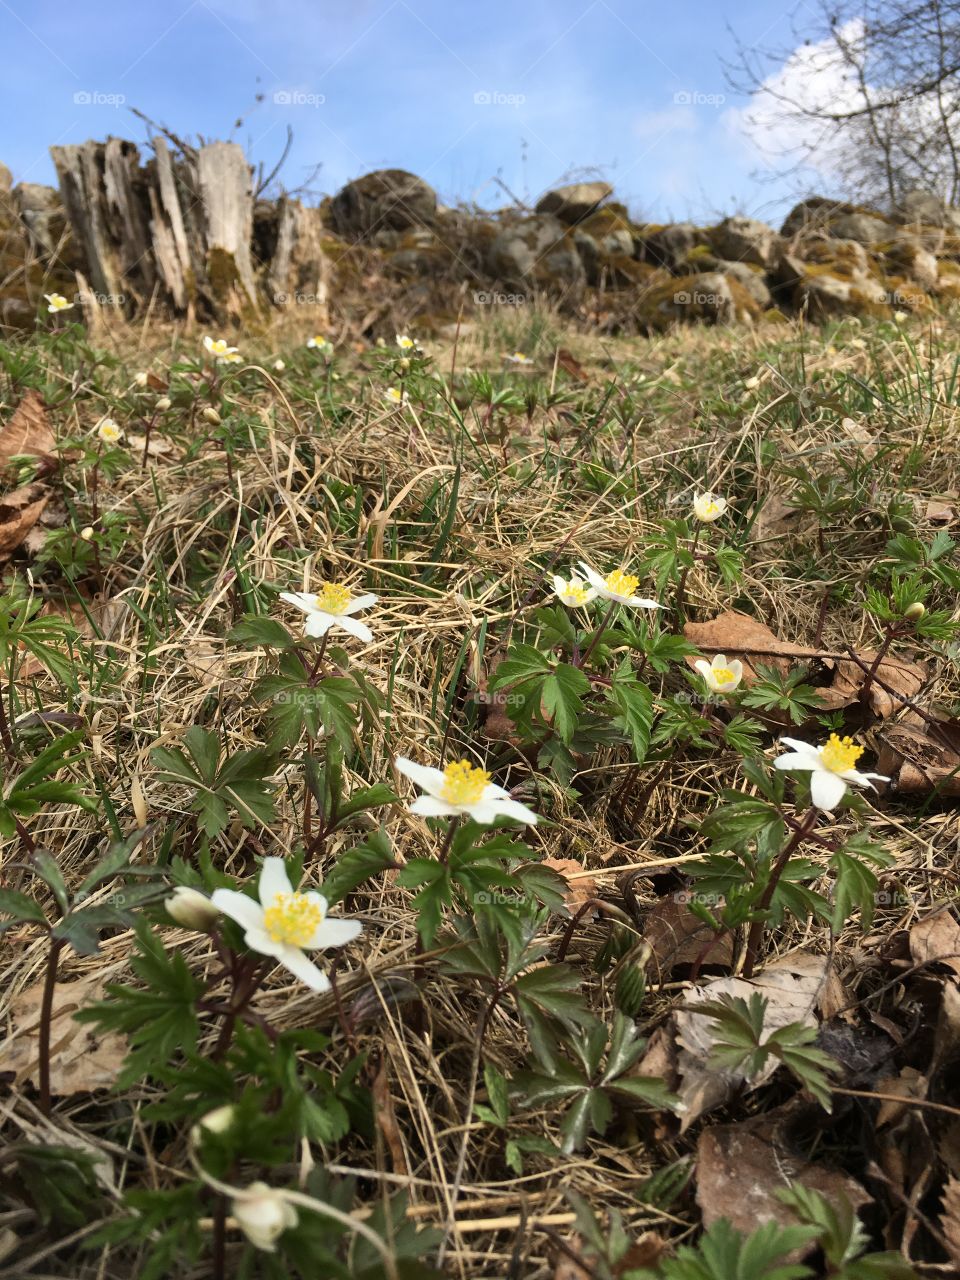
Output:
[{"xmin": 723, "ymin": 21, "xmax": 867, "ymax": 178}]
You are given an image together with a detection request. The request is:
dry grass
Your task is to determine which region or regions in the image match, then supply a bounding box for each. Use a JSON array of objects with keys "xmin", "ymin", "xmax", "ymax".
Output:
[{"xmin": 1, "ymin": 300, "xmax": 959, "ymax": 1278}]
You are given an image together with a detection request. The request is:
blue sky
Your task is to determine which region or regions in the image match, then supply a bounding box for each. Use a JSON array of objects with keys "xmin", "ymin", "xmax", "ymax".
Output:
[{"xmin": 0, "ymin": 0, "xmax": 821, "ymax": 224}]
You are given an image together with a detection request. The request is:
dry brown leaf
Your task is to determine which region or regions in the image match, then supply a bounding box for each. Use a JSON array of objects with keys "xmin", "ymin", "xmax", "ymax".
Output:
[
  {"xmin": 909, "ymin": 911, "xmax": 960, "ymax": 976},
  {"xmin": 939, "ymin": 1177, "xmax": 960, "ymax": 1265},
  {"xmin": 541, "ymin": 857, "xmax": 597, "ymax": 915},
  {"xmin": 672, "ymin": 953, "xmax": 828, "ymax": 1130},
  {"xmin": 824, "ymin": 651, "xmax": 927, "ymax": 718},
  {"xmin": 0, "ymin": 975, "xmax": 127, "ymax": 1095},
  {"xmin": 126, "ymin": 432, "xmax": 176, "ymax": 458},
  {"xmin": 877, "ymin": 718, "xmax": 960, "ymax": 798},
  {"xmin": 552, "ymin": 1241, "xmax": 592, "ymax": 1280},
  {"xmin": 372, "ymin": 1056, "xmax": 408, "ymax": 1175},
  {"xmin": 643, "ymin": 893, "xmax": 733, "ymax": 979},
  {"xmin": 756, "ymin": 491, "xmax": 804, "ymax": 540},
  {"xmin": 697, "ymin": 1120, "xmax": 870, "ymax": 1247},
  {"xmin": 875, "ymin": 1067, "xmax": 928, "ymax": 1128},
  {"xmin": 0, "ymin": 389, "xmax": 55, "ymax": 467},
  {"xmin": 925, "ymin": 497, "xmax": 957, "ymax": 525},
  {"xmin": 683, "ymin": 610, "xmax": 819, "ymax": 683},
  {"xmin": 0, "ymin": 482, "xmax": 50, "ymax": 559},
  {"xmin": 183, "ymin": 637, "xmax": 230, "ymax": 686}
]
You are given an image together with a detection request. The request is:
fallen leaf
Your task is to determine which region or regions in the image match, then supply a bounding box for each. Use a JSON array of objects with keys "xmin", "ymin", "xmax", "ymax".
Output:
[
  {"xmin": 875, "ymin": 1067, "xmax": 928, "ymax": 1128},
  {"xmin": 552, "ymin": 1241, "xmax": 593, "ymax": 1280},
  {"xmin": 672, "ymin": 953, "xmax": 828, "ymax": 1130},
  {"xmin": 925, "ymin": 498, "xmax": 956, "ymax": 525},
  {"xmin": 824, "ymin": 651, "xmax": 927, "ymax": 718},
  {"xmin": 877, "ymin": 717, "xmax": 960, "ymax": 798},
  {"xmin": 939, "ymin": 1177, "xmax": 960, "ymax": 1265},
  {"xmin": 643, "ymin": 893, "xmax": 733, "ymax": 979},
  {"xmin": 683, "ymin": 610, "xmax": 820, "ymax": 683},
  {"xmin": 697, "ymin": 1119, "xmax": 870, "ymax": 1249},
  {"xmin": 372, "ymin": 1056, "xmax": 408, "ymax": 1175},
  {"xmin": 0, "ymin": 482, "xmax": 50, "ymax": 559},
  {"xmin": 0, "ymin": 390, "xmax": 55, "ymax": 468},
  {"xmin": 0, "ymin": 975, "xmax": 127, "ymax": 1095},
  {"xmin": 554, "ymin": 348, "xmax": 590, "ymax": 383},
  {"xmin": 541, "ymin": 857, "xmax": 597, "ymax": 915},
  {"xmin": 126, "ymin": 432, "xmax": 176, "ymax": 458},
  {"xmin": 756, "ymin": 491, "xmax": 804, "ymax": 540},
  {"xmin": 909, "ymin": 911, "xmax": 960, "ymax": 976},
  {"xmin": 183, "ymin": 637, "xmax": 230, "ymax": 687}
]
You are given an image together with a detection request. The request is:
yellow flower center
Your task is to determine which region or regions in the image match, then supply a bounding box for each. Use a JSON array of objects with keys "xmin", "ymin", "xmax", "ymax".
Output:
[
  {"xmin": 398, "ymin": 336, "xmax": 414, "ymax": 348},
  {"xmin": 440, "ymin": 759, "xmax": 491, "ymax": 806},
  {"xmin": 820, "ymin": 733, "xmax": 864, "ymax": 773},
  {"xmin": 712, "ymin": 666, "xmax": 736, "ymax": 686},
  {"xmin": 699, "ymin": 499, "xmax": 719, "ymax": 517},
  {"xmin": 562, "ymin": 581, "xmax": 592, "ymax": 606},
  {"xmin": 211, "ymin": 340, "xmax": 228, "ymax": 354},
  {"xmin": 315, "ymin": 582, "xmax": 351, "ymax": 615},
  {"xmin": 604, "ymin": 570, "xmax": 639, "ymax": 598},
  {"xmin": 262, "ymin": 892, "xmax": 323, "ymax": 947}
]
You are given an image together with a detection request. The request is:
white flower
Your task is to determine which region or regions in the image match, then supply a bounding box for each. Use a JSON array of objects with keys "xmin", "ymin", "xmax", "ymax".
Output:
[
  {"xmin": 134, "ymin": 372, "xmax": 148, "ymax": 388},
  {"xmin": 166, "ymin": 886, "xmax": 221, "ymax": 931},
  {"xmin": 383, "ymin": 386, "xmax": 408, "ymax": 406},
  {"xmin": 503, "ymin": 351, "xmax": 534, "ymax": 365},
  {"xmin": 279, "ymin": 582, "xmax": 377, "ymax": 643},
  {"xmin": 231, "ymin": 1182, "xmax": 298, "ymax": 1252},
  {"xmin": 306, "ymin": 335, "xmax": 333, "ymax": 356},
  {"xmin": 693, "ymin": 492, "xmax": 727, "ymax": 522},
  {"xmin": 45, "ymin": 293, "xmax": 73, "ymax": 313},
  {"xmin": 203, "ymin": 336, "xmax": 241, "ymax": 364},
  {"xmin": 552, "ymin": 573, "xmax": 597, "ymax": 608},
  {"xmin": 273, "ymin": 359, "xmax": 285, "ymax": 371},
  {"xmin": 396, "ymin": 756, "xmax": 538, "ymax": 826},
  {"xmin": 396, "ymin": 333, "xmax": 420, "ymax": 351},
  {"xmin": 773, "ymin": 733, "xmax": 888, "ymax": 812},
  {"xmin": 693, "ymin": 653, "xmax": 743, "ymax": 694},
  {"xmin": 894, "ymin": 310, "xmax": 908, "ymax": 322},
  {"xmin": 211, "ymin": 857, "xmax": 362, "ymax": 993},
  {"xmin": 96, "ymin": 418, "xmax": 124, "ymax": 444},
  {"xmin": 577, "ymin": 561, "xmax": 661, "ymax": 609}
]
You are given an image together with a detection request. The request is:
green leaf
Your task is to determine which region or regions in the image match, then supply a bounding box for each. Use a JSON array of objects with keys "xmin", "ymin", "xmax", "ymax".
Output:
[
  {"xmin": 0, "ymin": 886, "xmax": 47, "ymax": 925},
  {"xmin": 227, "ymin": 615, "xmax": 297, "ymax": 649},
  {"xmin": 541, "ymin": 663, "xmax": 590, "ymax": 744},
  {"xmin": 321, "ymin": 831, "xmax": 395, "ymax": 905}
]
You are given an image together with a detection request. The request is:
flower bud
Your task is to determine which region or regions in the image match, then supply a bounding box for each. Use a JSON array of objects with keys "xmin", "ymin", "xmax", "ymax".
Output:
[
  {"xmin": 134, "ymin": 372, "xmax": 148, "ymax": 388},
  {"xmin": 904, "ymin": 601, "xmax": 926, "ymax": 621},
  {"xmin": 79, "ymin": 526, "xmax": 94, "ymax": 541},
  {"xmin": 231, "ymin": 1183, "xmax": 298, "ymax": 1252},
  {"xmin": 273, "ymin": 359, "xmax": 285, "ymax": 372},
  {"xmin": 165, "ymin": 886, "xmax": 220, "ymax": 931},
  {"xmin": 191, "ymin": 1104, "xmax": 236, "ymax": 1145},
  {"xmin": 202, "ymin": 407, "xmax": 221, "ymax": 425},
  {"xmin": 399, "ymin": 357, "xmax": 411, "ymax": 372},
  {"xmin": 155, "ymin": 396, "xmax": 172, "ymax": 411}
]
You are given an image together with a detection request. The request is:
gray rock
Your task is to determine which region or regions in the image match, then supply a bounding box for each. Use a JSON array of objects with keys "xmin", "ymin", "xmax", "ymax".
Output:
[
  {"xmin": 898, "ymin": 189, "xmax": 948, "ymax": 226},
  {"xmin": 535, "ymin": 181, "xmax": 613, "ymax": 225},
  {"xmin": 829, "ymin": 212, "xmax": 893, "ymax": 245},
  {"xmin": 489, "ymin": 215, "xmax": 584, "ymax": 283},
  {"xmin": 884, "ymin": 236, "xmax": 938, "ymax": 290},
  {"xmin": 710, "ymin": 216, "xmax": 781, "ymax": 268},
  {"xmin": 329, "ymin": 169, "xmax": 437, "ymax": 240},
  {"xmin": 780, "ymin": 197, "xmax": 858, "ymax": 237},
  {"xmin": 713, "ymin": 260, "xmax": 772, "ymax": 307},
  {"xmin": 640, "ymin": 222, "xmax": 700, "ymax": 269}
]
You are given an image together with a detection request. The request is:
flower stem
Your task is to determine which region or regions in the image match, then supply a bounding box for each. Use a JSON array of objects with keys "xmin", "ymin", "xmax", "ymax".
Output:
[
  {"xmin": 578, "ymin": 600, "xmax": 617, "ymax": 667},
  {"xmin": 38, "ymin": 934, "xmax": 65, "ymax": 1115},
  {"xmin": 742, "ymin": 807, "xmax": 818, "ymax": 978},
  {"xmin": 858, "ymin": 621, "xmax": 900, "ymax": 706},
  {"xmin": 674, "ymin": 524, "xmax": 704, "ymax": 620}
]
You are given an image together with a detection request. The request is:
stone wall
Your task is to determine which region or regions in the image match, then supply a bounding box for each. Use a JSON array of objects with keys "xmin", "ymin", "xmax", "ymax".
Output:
[{"xmin": 2, "ymin": 140, "xmax": 960, "ymax": 332}]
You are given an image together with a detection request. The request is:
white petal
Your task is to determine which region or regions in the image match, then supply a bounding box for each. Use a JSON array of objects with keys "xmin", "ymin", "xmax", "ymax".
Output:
[
  {"xmin": 243, "ymin": 926, "xmax": 287, "ymax": 958},
  {"xmin": 303, "ymin": 890, "xmax": 328, "ymax": 915},
  {"xmin": 277, "ymin": 946, "xmax": 332, "ymax": 992},
  {"xmin": 810, "ymin": 768, "xmax": 848, "ymax": 811},
  {"xmin": 843, "ymin": 769, "xmax": 889, "ymax": 789},
  {"xmin": 304, "ymin": 611, "xmax": 334, "ymax": 637},
  {"xmin": 342, "ymin": 593, "xmax": 377, "ymax": 614},
  {"xmin": 577, "ymin": 562, "xmax": 605, "ymax": 592},
  {"xmin": 395, "ymin": 758, "xmax": 447, "ymax": 796},
  {"xmin": 307, "ymin": 917, "xmax": 363, "ymax": 949},
  {"xmin": 469, "ymin": 797, "xmax": 538, "ymax": 825},
  {"xmin": 552, "ymin": 575, "xmax": 568, "ymax": 595},
  {"xmin": 728, "ymin": 659, "xmax": 744, "ymax": 680},
  {"xmin": 780, "ymin": 736, "xmax": 816, "ymax": 753},
  {"xmin": 409, "ymin": 794, "xmax": 461, "ymax": 817},
  {"xmin": 333, "ymin": 614, "xmax": 373, "ymax": 643},
  {"xmin": 627, "ymin": 597, "xmax": 662, "ymax": 610},
  {"xmin": 774, "ymin": 751, "xmax": 820, "ymax": 772},
  {"xmin": 258, "ymin": 857, "xmax": 293, "ymax": 907},
  {"xmin": 210, "ymin": 888, "xmax": 265, "ymax": 932},
  {"xmin": 279, "ymin": 591, "xmax": 315, "ymax": 613},
  {"xmin": 693, "ymin": 659, "xmax": 713, "ymax": 681}
]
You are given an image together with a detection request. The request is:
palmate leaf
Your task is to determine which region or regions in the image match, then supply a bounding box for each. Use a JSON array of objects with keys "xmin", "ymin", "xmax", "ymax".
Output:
[
  {"xmin": 151, "ymin": 729, "xmax": 276, "ymax": 837},
  {"xmin": 321, "ymin": 830, "xmax": 395, "ymax": 906},
  {"xmin": 632, "ymin": 1216, "xmax": 817, "ymax": 1280},
  {"xmin": 540, "ymin": 662, "xmax": 590, "ymax": 744}
]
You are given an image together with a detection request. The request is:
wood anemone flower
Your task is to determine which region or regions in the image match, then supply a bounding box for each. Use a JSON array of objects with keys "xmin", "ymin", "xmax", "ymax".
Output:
[
  {"xmin": 279, "ymin": 583, "xmax": 377, "ymax": 643},
  {"xmin": 774, "ymin": 733, "xmax": 888, "ymax": 812},
  {"xmin": 396, "ymin": 756, "xmax": 538, "ymax": 826},
  {"xmin": 211, "ymin": 857, "xmax": 362, "ymax": 993},
  {"xmin": 577, "ymin": 561, "xmax": 661, "ymax": 609}
]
